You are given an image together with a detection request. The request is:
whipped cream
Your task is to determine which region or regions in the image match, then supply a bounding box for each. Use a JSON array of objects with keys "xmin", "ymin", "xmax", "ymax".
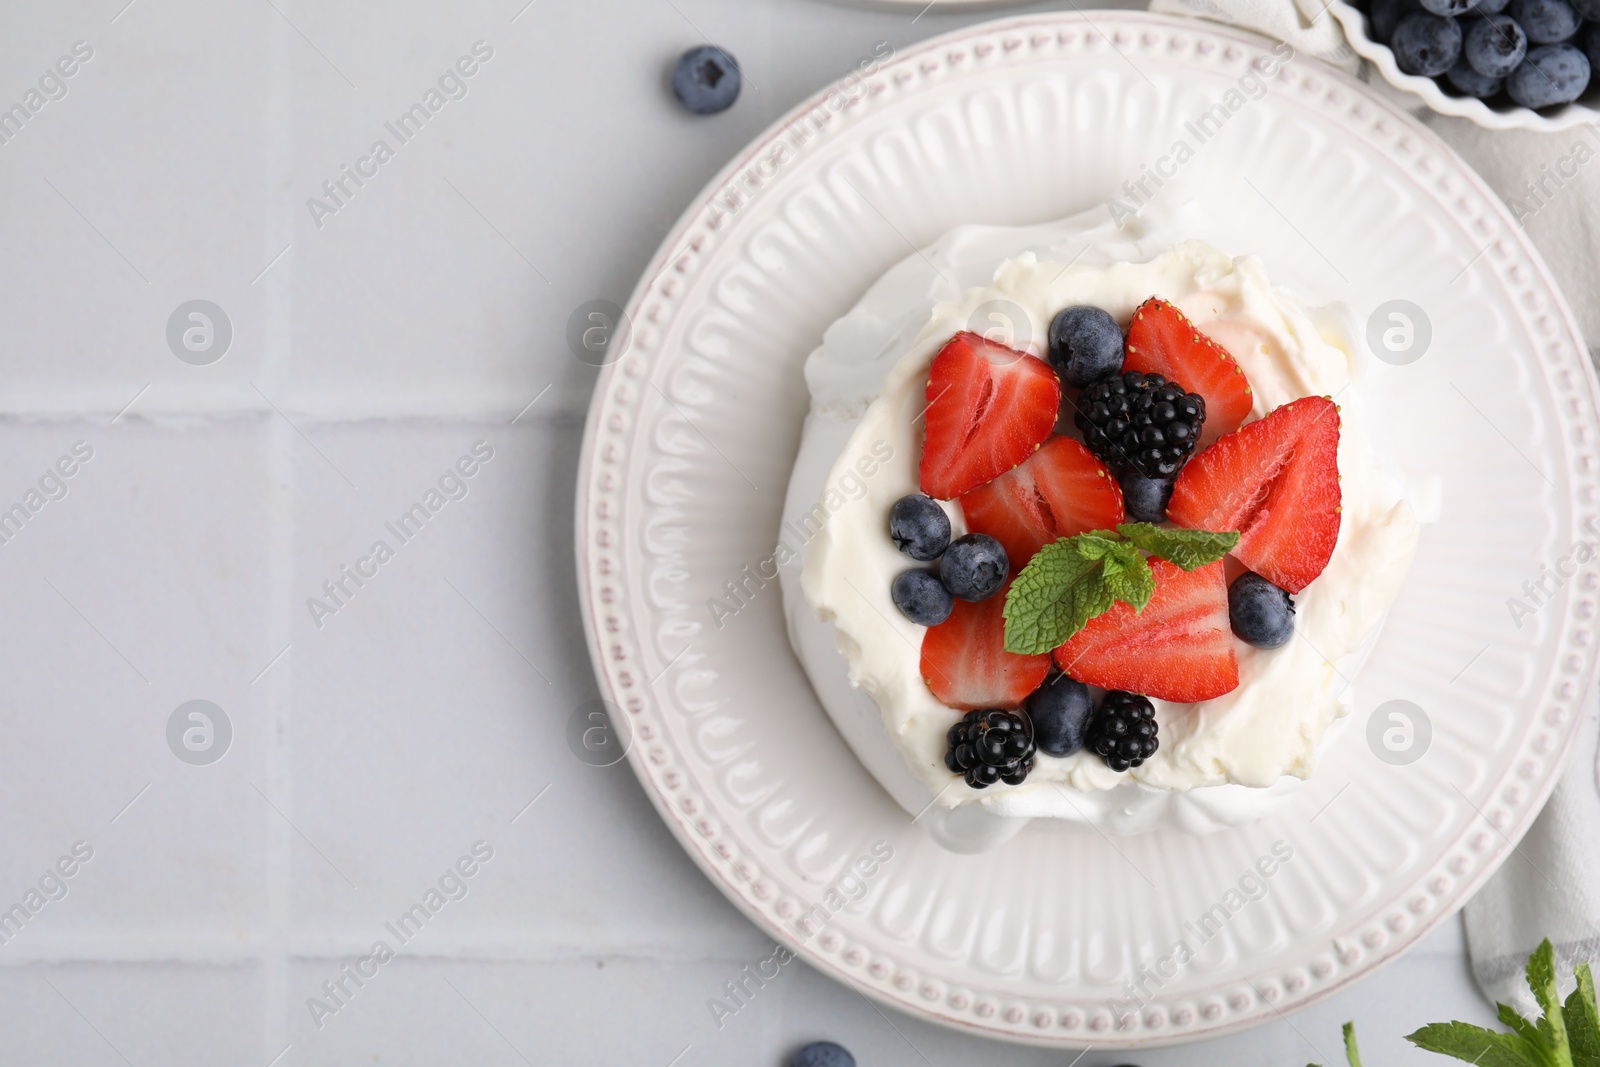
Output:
[{"xmin": 779, "ymin": 201, "xmax": 1420, "ymax": 845}]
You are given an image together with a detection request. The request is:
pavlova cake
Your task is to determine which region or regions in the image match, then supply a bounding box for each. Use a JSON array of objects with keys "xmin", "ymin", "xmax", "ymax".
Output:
[{"xmin": 779, "ymin": 202, "xmax": 1420, "ymax": 850}]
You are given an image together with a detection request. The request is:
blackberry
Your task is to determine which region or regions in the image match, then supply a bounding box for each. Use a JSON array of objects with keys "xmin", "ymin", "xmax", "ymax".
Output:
[
  {"xmin": 944, "ymin": 709, "xmax": 1036, "ymax": 788},
  {"xmin": 1074, "ymin": 371, "xmax": 1205, "ymax": 479},
  {"xmin": 1087, "ymin": 691, "xmax": 1159, "ymax": 772}
]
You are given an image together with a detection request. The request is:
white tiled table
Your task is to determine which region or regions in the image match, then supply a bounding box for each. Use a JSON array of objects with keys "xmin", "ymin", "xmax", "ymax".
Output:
[{"xmin": 0, "ymin": 0, "xmax": 1530, "ymax": 1062}]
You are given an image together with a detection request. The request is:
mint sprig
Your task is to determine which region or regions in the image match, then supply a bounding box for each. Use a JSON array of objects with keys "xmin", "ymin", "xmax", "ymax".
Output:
[
  {"xmin": 1404, "ymin": 1023, "xmax": 1548, "ymax": 1067},
  {"xmin": 1001, "ymin": 534, "xmax": 1142, "ymax": 656},
  {"xmin": 1117, "ymin": 522, "xmax": 1239, "ymax": 570},
  {"xmin": 1568, "ymin": 961, "xmax": 1600, "ymax": 1067},
  {"xmin": 1313, "ymin": 939, "xmax": 1600, "ymax": 1067},
  {"xmin": 1001, "ymin": 524, "xmax": 1236, "ymax": 655}
]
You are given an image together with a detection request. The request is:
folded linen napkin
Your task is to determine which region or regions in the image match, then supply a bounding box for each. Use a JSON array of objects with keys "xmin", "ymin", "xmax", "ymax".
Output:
[
  {"xmin": 1148, "ymin": 0, "xmax": 1361, "ymax": 71},
  {"xmin": 1463, "ymin": 703, "xmax": 1600, "ymax": 1016}
]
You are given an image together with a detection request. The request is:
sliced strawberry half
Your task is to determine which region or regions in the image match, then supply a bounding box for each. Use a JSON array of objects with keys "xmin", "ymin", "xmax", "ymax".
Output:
[
  {"xmin": 1167, "ymin": 395, "xmax": 1341, "ymax": 593},
  {"xmin": 1053, "ymin": 559, "xmax": 1238, "ymax": 703},
  {"xmin": 919, "ymin": 332, "xmax": 1060, "ymax": 500},
  {"xmin": 958, "ymin": 436, "xmax": 1125, "ymax": 570},
  {"xmin": 1124, "ymin": 297, "xmax": 1253, "ymax": 444},
  {"xmin": 921, "ymin": 586, "xmax": 1051, "ymax": 710}
]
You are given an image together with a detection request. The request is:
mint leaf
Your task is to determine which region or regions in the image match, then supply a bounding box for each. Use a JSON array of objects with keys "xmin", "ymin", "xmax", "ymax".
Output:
[
  {"xmin": 1101, "ymin": 545, "xmax": 1155, "ymax": 613},
  {"xmin": 1344, "ymin": 1022, "xmax": 1364, "ymax": 1067},
  {"xmin": 1117, "ymin": 522, "xmax": 1239, "ymax": 570},
  {"xmin": 1073, "ymin": 531, "xmax": 1123, "ymax": 561},
  {"xmin": 1002, "ymin": 535, "xmax": 1152, "ymax": 655},
  {"xmin": 1003, "ymin": 539, "xmax": 1111, "ymax": 655},
  {"xmin": 1528, "ymin": 940, "xmax": 1571, "ymax": 1060},
  {"xmin": 1408, "ymin": 1022, "xmax": 1550, "ymax": 1067},
  {"xmin": 1497, "ymin": 1004, "xmax": 1559, "ymax": 1067},
  {"xmin": 1566, "ymin": 962, "xmax": 1600, "ymax": 1067}
]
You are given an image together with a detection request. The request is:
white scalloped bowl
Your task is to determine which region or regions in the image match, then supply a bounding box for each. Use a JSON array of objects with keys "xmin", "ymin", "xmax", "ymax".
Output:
[{"xmin": 1329, "ymin": 0, "xmax": 1600, "ymax": 130}]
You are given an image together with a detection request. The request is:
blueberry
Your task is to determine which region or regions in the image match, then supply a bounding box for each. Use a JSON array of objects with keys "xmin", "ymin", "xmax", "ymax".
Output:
[
  {"xmin": 1371, "ymin": 0, "xmax": 1423, "ymax": 39},
  {"xmin": 1508, "ymin": 43, "xmax": 1591, "ymax": 105},
  {"xmin": 1027, "ymin": 673, "xmax": 1094, "ymax": 757},
  {"xmin": 939, "ymin": 534, "xmax": 1008, "ymax": 602},
  {"xmin": 1464, "ymin": 15, "xmax": 1528, "ymax": 76},
  {"xmin": 1228, "ymin": 572, "xmax": 1295, "ymax": 649},
  {"xmin": 1583, "ymin": 22, "xmax": 1600, "ymax": 69},
  {"xmin": 1048, "ymin": 306, "xmax": 1124, "ymax": 388},
  {"xmin": 1447, "ymin": 56, "xmax": 1506, "ymax": 94},
  {"xmin": 1420, "ymin": 0, "xmax": 1479, "ymax": 15},
  {"xmin": 888, "ymin": 494, "xmax": 952, "ymax": 561},
  {"xmin": 672, "ymin": 45, "xmax": 741, "ymax": 114},
  {"xmin": 891, "ymin": 569, "xmax": 953, "ymax": 626},
  {"xmin": 1474, "ymin": 0, "xmax": 1512, "ymax": 13},
  {"xmin": 1120, "ymin": 474, "xmax": 1174, "ymax": 524},
  {"xmin": 1508, "ymin": 0, "xmax": 1580, "ymax": 40},
  {"xmin": 1573, "ymin": 0, "xmax": 1600, "ymax": 19},
  {"xmin": 793, "ymin": 1042, "xmax": 855, "ymax": 1067},
  {"xmin": 1392, "ymin": 12, "xmax": 1465, "ymax": 75}
]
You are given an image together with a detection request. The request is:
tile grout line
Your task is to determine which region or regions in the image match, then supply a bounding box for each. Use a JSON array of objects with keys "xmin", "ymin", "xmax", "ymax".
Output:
[{"xmin": 261, "ymin": 3, "xmax": 296, "ymax": 1059}]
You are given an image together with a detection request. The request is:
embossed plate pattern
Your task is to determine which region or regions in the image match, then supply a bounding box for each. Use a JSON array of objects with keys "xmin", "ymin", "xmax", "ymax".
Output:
[{"xmin": 575, "ymin": 13, "xmax": 1600, "ymax": 1048}]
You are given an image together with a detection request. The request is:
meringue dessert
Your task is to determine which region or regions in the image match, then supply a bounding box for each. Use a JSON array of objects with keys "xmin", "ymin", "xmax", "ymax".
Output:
[{"xmin": 779, "ymin": 202, "xmax": 1420, "ymax": 851}]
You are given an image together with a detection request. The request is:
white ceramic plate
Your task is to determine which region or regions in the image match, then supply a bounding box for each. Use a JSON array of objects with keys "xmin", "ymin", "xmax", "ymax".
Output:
[
  {"xmin": 1328, "ymin": 0, "xmax": 1600, "ymax": 131},
  {"xmin": 575, "ymin": 12, "xmax": 1600, "ymax": 1048}
]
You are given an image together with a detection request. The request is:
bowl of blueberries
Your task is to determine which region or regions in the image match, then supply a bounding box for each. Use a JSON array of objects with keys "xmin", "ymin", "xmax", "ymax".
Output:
[{"xmin": 1329, "ymin": 0, "xmax": 1600, "ymax": 128}]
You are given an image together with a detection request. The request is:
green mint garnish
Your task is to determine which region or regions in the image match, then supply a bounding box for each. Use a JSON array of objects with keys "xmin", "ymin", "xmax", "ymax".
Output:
[
  {"xmin": 1002, "ymin": 524, "xmax": 1238, "ymax": 655},
  {"xmin": 1402, "ymin": 941, "xmax": 1597, "ymax": 1067},
  {"xmin": 1116, "ymin": 522, "xmax": 1239, "ymax": 571},
  {"xmin": 1318, "ymin": 940, "xmax": 1600, "ymax": 1067},
  {"xmin": 1002, "ymin": 533, "xmax": 1151, "ymax": 655}
]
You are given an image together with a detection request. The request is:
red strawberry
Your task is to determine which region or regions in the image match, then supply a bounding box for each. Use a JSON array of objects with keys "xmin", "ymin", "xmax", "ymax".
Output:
[
  {"xmin": 1053, "ymin": 559, "xmax": 1238, "ymax": 703},
  {"xmin": 1123, "ymin": 297, "xmax": 1253, "ymax": 444},
  {"xmin": 1166, "ymin": 395, "xmax": 1341, "ymax": 593},
  {"xmin": 921, "ymin": 587, "xmax": 1051, "ymax": 710},
  {"xmin": 958, "ymin": 436, "xmax": 1125, "ymax": 570},
  {"xmin": 919, "ymin": 332, "xmax": 1060, "ymax": 500}
]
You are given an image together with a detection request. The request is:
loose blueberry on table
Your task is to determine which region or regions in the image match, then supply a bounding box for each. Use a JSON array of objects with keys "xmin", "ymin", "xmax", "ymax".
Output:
[
  {"xmin": 792, "ymin": 1041, "xmax": 854, "ymax": 1067},
  {"xmin": 881, "ymin": 295, "xmax": 1343, "ymax": 785},
  {"xmin": 671, "ymin": 45, "xmax": 742, "ymax": 115}
]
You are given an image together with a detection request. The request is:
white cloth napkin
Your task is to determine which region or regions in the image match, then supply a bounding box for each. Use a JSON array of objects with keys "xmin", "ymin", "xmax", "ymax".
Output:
[
  {"xmin": 1148, "ymin": 0, "xmax": 1362, "ymax": 71},
  {"xmin": 1146, "ymin": 0, "xmax": 1600, "ymax": 1014},
  {"xmin": 1463, "ymin": 704, "xmax": 1600, "ymax": 1015}
]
